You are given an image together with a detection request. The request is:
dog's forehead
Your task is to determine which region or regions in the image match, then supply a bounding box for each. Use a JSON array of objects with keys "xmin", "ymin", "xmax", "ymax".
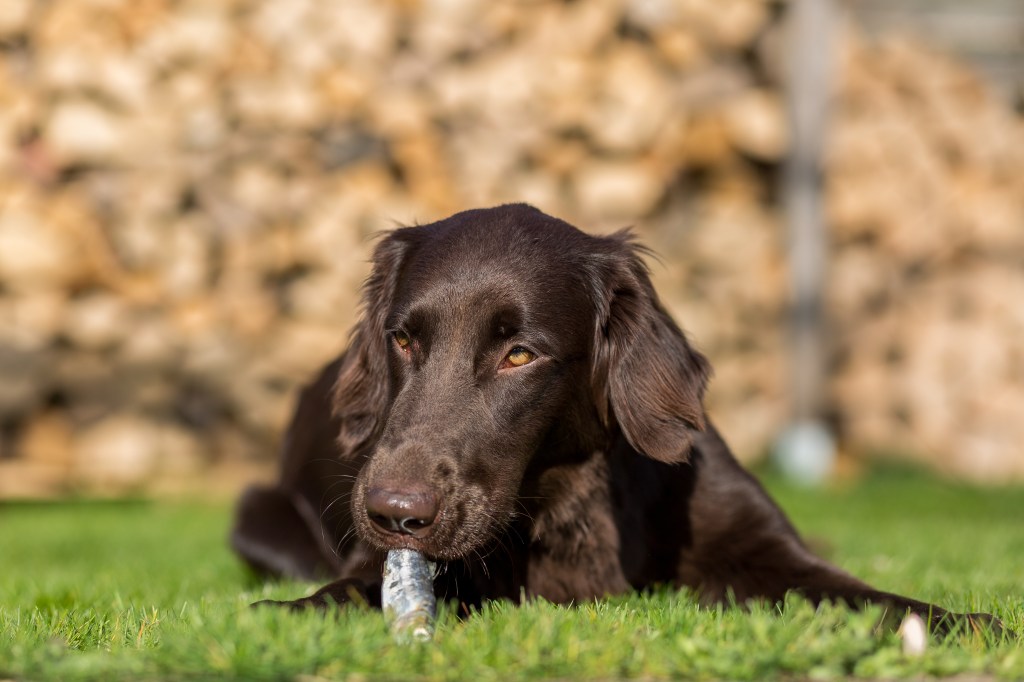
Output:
[
  {"xmin": 397, "ymin": 242, "xmax": 584, "ymax": 317},
  {"xmin": 391, "ymin": 208, "xmax": 596, "ymax": 330}
]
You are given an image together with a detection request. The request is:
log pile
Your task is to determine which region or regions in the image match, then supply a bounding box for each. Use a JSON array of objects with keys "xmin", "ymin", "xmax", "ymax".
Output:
[
  {"xmin": 827, "ymin": 35, "xmax": 1024, "ymax": 480},
  {"xmin": 0, "ymin": 1, "xmax": 1020, "ymax": 496}
]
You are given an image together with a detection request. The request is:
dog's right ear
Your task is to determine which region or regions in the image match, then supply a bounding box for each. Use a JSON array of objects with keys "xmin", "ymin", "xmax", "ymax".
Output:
[
  {"xmin": 589, "ymin": 231, "xmax": 711, "ymax": 464},
  {"xmin": 332, "ymin": 232, "xmax": 412, "ymax": 455}
]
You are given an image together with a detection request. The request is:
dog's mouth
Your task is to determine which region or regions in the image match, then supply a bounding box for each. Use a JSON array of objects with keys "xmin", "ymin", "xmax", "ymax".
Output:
[
  {"xmin": 368, "ymin": 531, "xmax": 435, "ymax": 558},
  {"xmin": 361, "ymin": 517, "xmax": 486, "ymax": 562}
]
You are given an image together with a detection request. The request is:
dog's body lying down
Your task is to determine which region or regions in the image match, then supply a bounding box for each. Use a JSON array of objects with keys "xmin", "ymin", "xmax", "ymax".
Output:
[{"xmin": 233, "ymin": 204, "xmax": 994, "ymax": 633}]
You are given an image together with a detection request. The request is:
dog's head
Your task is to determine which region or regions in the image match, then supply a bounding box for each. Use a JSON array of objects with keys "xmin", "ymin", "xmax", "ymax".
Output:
[{"xmin": 333, "ymin": 204, "xmax": 709, "ymax": 560}]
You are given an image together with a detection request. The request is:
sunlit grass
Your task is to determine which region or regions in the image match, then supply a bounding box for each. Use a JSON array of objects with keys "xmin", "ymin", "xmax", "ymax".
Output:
[{"xmin": 1, "ymin": 468, "xmax": 1021, "ymax": 680}]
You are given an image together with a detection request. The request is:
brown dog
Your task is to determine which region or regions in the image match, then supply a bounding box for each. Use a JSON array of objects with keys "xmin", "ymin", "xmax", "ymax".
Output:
[{"xmin": 232, "ymin": 204, "xmax": 996, "ymax": 634}]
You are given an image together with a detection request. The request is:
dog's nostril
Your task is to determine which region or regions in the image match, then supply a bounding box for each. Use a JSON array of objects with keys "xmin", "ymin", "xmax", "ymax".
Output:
[
  {"xmin": 369, "ymin": 512, "xmax": 401, "ymax": 533},
  {"xmin": 365, "ymin": 486, "xmax": 439, "ymax": 538},
  {"xmin": 400, "ymin": 517, "xmax": 431, "ymax": 533}
]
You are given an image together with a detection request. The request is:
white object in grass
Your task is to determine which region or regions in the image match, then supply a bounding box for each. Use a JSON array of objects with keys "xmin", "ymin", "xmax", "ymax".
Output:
[
  {"xmin": 382, "ymin": 549, "xmax": 437, "ymax": 642},
  {"xmin": 899, "ymin": 613, "xmax": 927, "ymax": 656}
]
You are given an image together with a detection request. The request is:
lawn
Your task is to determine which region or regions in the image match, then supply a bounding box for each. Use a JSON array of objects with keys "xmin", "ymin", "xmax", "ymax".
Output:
[{"xmin": 1, "ymin": 467, "xmax": 1022, "ymax": 681}]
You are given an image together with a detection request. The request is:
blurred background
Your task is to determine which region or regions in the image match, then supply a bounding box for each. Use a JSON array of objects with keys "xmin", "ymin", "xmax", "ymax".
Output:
[{"xmin": 0, "ymin": 0, "xmax": 1021, "ymax": 498}]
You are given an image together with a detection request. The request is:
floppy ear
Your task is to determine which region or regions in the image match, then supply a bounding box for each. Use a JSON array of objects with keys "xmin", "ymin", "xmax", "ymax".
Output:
[
  {"xmin": 332, "ymin": 232, "xmax": 412, "ymax": 456},
  {"xmin": 590, "ymin": 232, "xmax": 711, "ymax": 464}
]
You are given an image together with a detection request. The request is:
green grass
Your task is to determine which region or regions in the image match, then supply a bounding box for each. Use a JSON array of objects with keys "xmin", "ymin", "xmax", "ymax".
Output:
[{"xmin": 1, "ymin": 468, "xmax": 1022, "ymax": 681}]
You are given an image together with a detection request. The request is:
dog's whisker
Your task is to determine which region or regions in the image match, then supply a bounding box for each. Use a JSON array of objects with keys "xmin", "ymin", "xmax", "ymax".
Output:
[{"xmin": 333, "ymin": 526, "xmax": 359, "ymax": 558}]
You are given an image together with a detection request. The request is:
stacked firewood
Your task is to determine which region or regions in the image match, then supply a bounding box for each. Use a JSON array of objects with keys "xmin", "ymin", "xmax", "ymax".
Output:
[
  {"xmin": 0, "ymin": 0, "xmax": 1020, "ymax": 496},
  {"xmin": 827, "ymin": 35, "xmax": 1024, "ymax": 480}
]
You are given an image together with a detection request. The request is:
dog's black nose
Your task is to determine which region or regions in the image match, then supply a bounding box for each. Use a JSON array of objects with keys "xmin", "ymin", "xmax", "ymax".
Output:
[{"xmin": 365, "ymin": 486, "xmax": 439, "ymax": 538}]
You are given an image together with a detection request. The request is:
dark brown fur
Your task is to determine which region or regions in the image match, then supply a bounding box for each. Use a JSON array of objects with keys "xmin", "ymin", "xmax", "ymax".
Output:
[{"xmin": 232, "ymin": 204, "xmax": 997, "ymax": 634}]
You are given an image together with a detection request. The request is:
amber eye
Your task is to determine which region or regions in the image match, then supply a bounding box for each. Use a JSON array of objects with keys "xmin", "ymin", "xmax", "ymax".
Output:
[
  {"xmin": 504, "ymin": 347, "xmax": 535, "ymax": 368},
  {"xmin": 394, "ymin": 331, "xmax": 412, "ymax": 351}
]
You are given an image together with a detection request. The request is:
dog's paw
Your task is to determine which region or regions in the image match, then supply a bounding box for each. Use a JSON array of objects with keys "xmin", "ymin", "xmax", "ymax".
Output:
[
  {"xmin": 250, "ymin": 578, "xmax": 378, "ymax": 611},
  {"xmin": 965, "ymin": 612, "xmax": 1015, "ymax": 639},
  {"xmin": 929, "ymin": 610, "xmax": 1014, "ymax": 641}
]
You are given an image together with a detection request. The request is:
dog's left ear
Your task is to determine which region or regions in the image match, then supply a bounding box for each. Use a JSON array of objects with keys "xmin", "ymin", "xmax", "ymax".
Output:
[
  {"xmin": 589, "ymin": 232, "xmax": 711, "ymax": 464},
  {"xmin": 331, "ymin": 230, "xmax": 413, "ymax": 455}
]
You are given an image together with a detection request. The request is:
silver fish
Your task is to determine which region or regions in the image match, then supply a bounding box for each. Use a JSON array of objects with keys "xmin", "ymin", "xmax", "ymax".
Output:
[{"xmin": 381, "ymin": 549, "xmax": 437, "ymax": 642}]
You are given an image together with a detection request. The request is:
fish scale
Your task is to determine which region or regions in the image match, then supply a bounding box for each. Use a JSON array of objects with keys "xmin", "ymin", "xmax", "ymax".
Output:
[{"xmin": 382, "ymin": 549, "xmax": 437, "ymax": 641}]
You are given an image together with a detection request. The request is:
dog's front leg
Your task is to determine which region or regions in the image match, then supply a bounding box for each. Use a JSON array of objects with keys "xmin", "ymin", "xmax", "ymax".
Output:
[{"xmin": 253, "ymin": 576, "xmax": 383, "ymax": 611}]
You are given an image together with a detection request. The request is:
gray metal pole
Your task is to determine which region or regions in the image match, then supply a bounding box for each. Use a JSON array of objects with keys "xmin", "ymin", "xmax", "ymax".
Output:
[{"xmin": 774, "ymin": 0, "xmax": 838, "ymax": 483}]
